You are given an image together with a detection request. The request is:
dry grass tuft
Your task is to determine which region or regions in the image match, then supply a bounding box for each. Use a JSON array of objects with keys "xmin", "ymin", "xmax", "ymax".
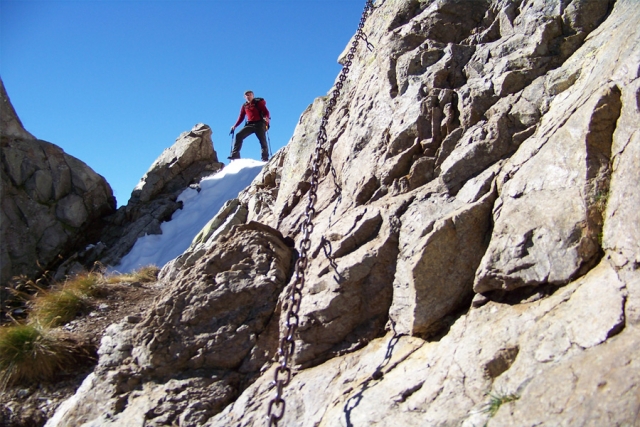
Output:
[
  {"xmin": 21, "ymin": 266, "xmax": 158, "ymax": 328},
  {"xmin": 65, "ymin": 272, "xmax": 104, "ymax": 298},
  {"xmin": 105, "ymin": 265, "xmax": 160, "ymax": 284},
  {"xmin": 0, "ymin": 324, "xmax": 75, "ymax": 388},
  {"xmin": 29, "ymin": 272, "xmax": 106, "ymax": 327},
  {"xmin": 1, "ymin": 265, "xmax": 158, "ymax": 388},
  {"xmin": 31, "ymin": 289, "xmax": 91, "ymax": 327}
]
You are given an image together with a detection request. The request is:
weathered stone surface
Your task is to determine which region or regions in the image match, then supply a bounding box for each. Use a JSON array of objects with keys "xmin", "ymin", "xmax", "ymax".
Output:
[
  {"xmin": 474, "ymin": 0, "xmax": 637, "ymax": 293},
  {"xmin": 1, "ymin": 78, "xmax": 116, "ymax": 287},
  {"xmin": 241, "ymin": 148, "xmax": 284, "ymax": 225},
  {"xmin": 46, "ymin": 222, "xmax": 293, "ymax": 426},
  {"xmin": 46, "ymin": 0, "xmax": 640, "ymax": 426},
  {"xmin": 603, "ymin": 79, "xmax": 640, "ymax": 269},
  {"xmin": 136, "ymin": 222, "xmax": 292, "ymax": 375},
  {"xmin": 390, "ymin": 174, "xmax": 497, "ymax": 336},
  {"xmin": 159, "ymin": 198, "xmax": 248, "ymax": 282},
  {"xmin": 474, "ymin": 85, "xmax": 622, "ymax": 292},
  {"xmin": 133, "ymin": 124, "xmax": 221, "ymax": 203},
  {"xmin": 0, "ymin": 79, "xmax": 35, "ymax": 141},
  {"xmin": 207, "ymin": 260, "xmax": 635, "ymax": 427},
  {"xmin": 98, "ymin": 123, "xmax": 224, "ymax": 267},
  {"xmin": 291, "ymin": 201, "xmax": 401, "ymax": 367}
]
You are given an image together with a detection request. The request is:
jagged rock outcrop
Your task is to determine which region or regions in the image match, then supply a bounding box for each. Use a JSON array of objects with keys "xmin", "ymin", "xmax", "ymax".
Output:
[
  {"xmin": 0, "ymin": 78, "xmax": 116, "ymax": 287},
  {"xmin": 47, "ymin": 0, "xmax": 640, "ymax": 426},
  {"xmin": 98, "ymin": 123, "xmax": 224, "ymax": 267},
  {"xmin": 46, "ymin": 222, "xmax": 293, "ymax": 426},
  {"xmin": 158, "ymin": 150, "xmax": 287, "ymax": 282}
]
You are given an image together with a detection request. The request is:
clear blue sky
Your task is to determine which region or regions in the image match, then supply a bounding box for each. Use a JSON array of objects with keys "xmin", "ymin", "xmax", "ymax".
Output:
[{"xmin": 1, "ymin": 0, "xmax": 371, "ymax": 206}]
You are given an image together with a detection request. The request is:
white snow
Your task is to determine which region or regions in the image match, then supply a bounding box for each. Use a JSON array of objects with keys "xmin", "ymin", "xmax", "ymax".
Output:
[{"xmin": 112, "ymin": 159, "xmax": 265, "ymax": 273}]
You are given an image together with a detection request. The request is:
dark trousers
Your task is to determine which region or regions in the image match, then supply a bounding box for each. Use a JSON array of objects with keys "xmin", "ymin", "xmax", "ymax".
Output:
[{"xmin": 231, "ymin": 121, "xmax": 269, "ymax": 161}]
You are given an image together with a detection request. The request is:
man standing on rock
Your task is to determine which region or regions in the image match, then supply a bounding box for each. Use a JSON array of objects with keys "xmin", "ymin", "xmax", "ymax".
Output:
[{"xmin": 229, "ymin": 90, "xmax": 271, "ymax": 162}]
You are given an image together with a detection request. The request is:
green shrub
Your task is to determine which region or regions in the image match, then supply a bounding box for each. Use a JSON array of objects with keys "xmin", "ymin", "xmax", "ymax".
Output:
[
  {"xmin": 483, "ymin": 391, "xmax": 520, "ymax": 418},
  {"xmin": 0, "ymin": 324, "xmax": 73, "ymax": 388}
]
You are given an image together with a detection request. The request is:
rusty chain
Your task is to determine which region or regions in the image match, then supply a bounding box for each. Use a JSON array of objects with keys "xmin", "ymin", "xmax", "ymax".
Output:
[{"xmin": 266, "ymin": 1, "xmax": 375, "ymax": 425}]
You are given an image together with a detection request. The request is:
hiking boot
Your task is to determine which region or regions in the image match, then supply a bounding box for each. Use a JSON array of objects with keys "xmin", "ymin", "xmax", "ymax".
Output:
[
  {"xmin": 261, "ymin": 156, "xmax": 269, "ymax": 162},
  {"xmin": 228, "ymin": 154, "xmax": 240, "ymax": 160}
]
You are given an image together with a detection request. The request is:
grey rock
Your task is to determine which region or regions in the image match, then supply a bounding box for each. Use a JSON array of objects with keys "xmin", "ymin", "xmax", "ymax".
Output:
[
  {"xmin": 55, "ymin": 194, "xmax": 89, "ymax": 228},
  {"xmin": 291, "ymin": 202, "xmax": 401, "ymax": 367},
  {"xmin": 1, "ymin": 78, "xmax": 116, "ymax": 287},
  {"xmin": 0, "ymin": 78, "xmax": 35, "ymax": 141},
  {"xmin": 474, "ymin": 58, "xmax": 625, "ymax": 293},
  {"xmin": 98, "ymin": 123, "xmax": 224, "ymax": 267},
  {"xmin": 158, "ymin": 198, "xmax": 248, "ymax": 282},
  {"xmin": 603, "ymin": 78, "xmax": 640, "ymax": 270},
  {"xmin": 132, "ymin": 124, "xmax": 221, "ymax": 204},
  {"xmin": 390, "ymin": 179, "xmax": 496, "ymax": 336},
  {"xmin": 46, "ymin": 1, "xmax": 640, "ymax": 426},
  {"xmin": 47, "ymin": 222, "xmax": 293, "ymax": 426},
  {"xmin": 207, "ymin": 260, "xmax": 634, "ymax": 427}
]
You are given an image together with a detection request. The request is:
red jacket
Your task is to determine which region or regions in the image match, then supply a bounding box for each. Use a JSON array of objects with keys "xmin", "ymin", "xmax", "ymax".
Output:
[{"xmin": 234, "ymin": 98, "xmax": 270, "ymax": 127}]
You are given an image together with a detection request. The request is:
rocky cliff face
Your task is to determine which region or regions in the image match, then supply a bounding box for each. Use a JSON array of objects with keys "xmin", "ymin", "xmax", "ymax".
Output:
[
  {"xmin": 97, "ymin": 123, "xmax": 224, "ymax": 268},
  {"xmin": 47, "ymin": 0, "xmax": 640, "ymax": 426},
  {"xmin": 0, "ymin": 79, "xmax": 116, "ymax": 288}
]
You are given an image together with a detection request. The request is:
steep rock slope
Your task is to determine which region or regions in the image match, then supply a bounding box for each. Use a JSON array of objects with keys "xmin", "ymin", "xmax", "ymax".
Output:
[
  {"xmin": 0, "ymin": 79, "xmax": 116, "ymax": 288},
  {"xmin": 48, "ymin": 0, "xmax": 640, "ymax": 426},
  {"xmin": 97, "ymin": 123, "xmax": 224, "ymax": 268}
]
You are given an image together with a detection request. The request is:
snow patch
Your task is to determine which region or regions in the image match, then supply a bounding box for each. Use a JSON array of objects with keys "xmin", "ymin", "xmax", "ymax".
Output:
[{"xmin": 113, "ymin": 159, "xmax": 264, "ymax": 273}]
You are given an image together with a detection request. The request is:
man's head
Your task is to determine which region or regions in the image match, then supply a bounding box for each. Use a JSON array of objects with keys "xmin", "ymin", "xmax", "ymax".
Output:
[{"xmin": 244, "ymin": 90, "xmax": 254, "ymax": 102}]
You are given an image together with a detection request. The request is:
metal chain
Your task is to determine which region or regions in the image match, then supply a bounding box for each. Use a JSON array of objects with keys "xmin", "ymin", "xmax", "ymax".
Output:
[{"xmin": 267, "ymin": 1, "xmax": 375, "ymax": 425}]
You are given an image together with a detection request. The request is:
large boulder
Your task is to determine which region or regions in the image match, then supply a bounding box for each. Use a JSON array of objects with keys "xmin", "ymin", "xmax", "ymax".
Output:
[
  {"xmin": 0, "ymin": 78, "xmax": 116, "ymax": 287},
  {"xmin": 46, "ymin": 222, "xmax": 293, "ymax": 426}
]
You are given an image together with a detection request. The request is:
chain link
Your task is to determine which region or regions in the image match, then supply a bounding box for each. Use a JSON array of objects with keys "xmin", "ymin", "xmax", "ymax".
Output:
[{"xmin": 267, "ymin": 1, "xmax": 375, "ymax": 425}]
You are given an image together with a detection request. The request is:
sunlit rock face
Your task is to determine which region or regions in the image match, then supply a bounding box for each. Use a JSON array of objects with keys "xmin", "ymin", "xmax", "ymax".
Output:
[
  {"xmin": 1, "ymin": 78, "xmax": 116, "ymax": 287},
  {"xmin": 46, "ymin": 0, "xmax": 640, "ymax": 426},
  {"xmin": 97, "ymin": 123, "xmax": 224, "ymax": 268}
]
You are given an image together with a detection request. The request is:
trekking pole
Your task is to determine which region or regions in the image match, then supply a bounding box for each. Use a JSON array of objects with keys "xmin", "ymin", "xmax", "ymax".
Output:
[
  {"xmin": 229, "ymin": 128, "xmax": 235, "ymax": 159},
  {"xmin": 267, "ymin": 129, "xmax": 272, "ymax": 158}
]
